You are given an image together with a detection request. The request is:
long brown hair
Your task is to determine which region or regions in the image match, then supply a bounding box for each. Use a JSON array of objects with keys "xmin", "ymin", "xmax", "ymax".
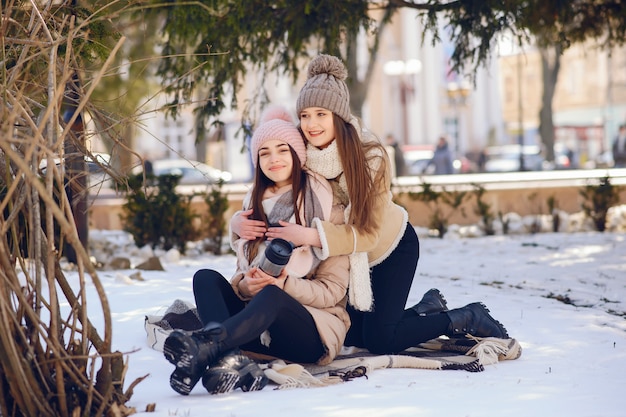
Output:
[
  {"xmin": 245, "ymin": 146, "xmax": 307, "ymax": 264},
  {"xmin": 334, "ymin": 114, "xmax": 388, "ymax": 234}
]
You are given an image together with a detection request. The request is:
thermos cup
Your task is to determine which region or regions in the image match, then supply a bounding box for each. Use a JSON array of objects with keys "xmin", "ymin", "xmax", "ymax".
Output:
[{"xmin": 258, "ymin": 238, "xmax": 293, "ymax": 277}]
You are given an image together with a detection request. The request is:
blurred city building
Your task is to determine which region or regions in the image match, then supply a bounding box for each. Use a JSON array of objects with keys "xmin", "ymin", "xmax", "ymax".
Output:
[
  {"xmin": 129, "ymin": 9, "xmax": 626, "ymax": 179},
  {"xmin": 499, "ymin": 41, "xmax": 626, "ymax": 168},
  {"xmin": 368, "ymin": 8, "xmax": 505, "ymax": 164}
]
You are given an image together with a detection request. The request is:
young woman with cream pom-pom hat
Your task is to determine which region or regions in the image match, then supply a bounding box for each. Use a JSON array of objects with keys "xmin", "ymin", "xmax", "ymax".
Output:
[
  {"xmin": 232, "ymin": 55, "xmax": 511, "ymax": 355},
  {"xmin": 163, "ymin": 105, "xmax": 351, "ymax": 396}
]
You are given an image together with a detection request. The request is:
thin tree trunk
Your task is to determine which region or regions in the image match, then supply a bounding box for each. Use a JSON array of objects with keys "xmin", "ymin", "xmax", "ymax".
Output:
[
  {"xmin": 346, "ymin": 7, "xmax": 395, "ymax": 118},
  {"xmin": 539, "ymin": 45, "xmax": 562, "ymax": 162}
]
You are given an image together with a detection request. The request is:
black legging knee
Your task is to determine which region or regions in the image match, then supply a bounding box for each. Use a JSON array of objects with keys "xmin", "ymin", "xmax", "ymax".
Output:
[
  {"xmin": 193, "ymin": 269, "xmax": 326, "ymax": 363},
  {"xmin": 193, "ymin": 269, "xmax": 246, "ymax": 323},
  {"xmin": 346, "ymin": 225, "xmax": 450, "ymax": 354}
]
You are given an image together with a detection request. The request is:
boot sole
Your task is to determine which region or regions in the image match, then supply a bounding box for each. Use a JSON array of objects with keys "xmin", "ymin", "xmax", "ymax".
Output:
[
  {"xmin": 164, "ymin": 332, "xmax": 203, "ymax": 395},
  {"xmin": 202, "ymin": 360, "xmax": 268, "ymax": 394},
  {"xmin": 239, "ymin": 362, "xmax": 268, "ymax": 392},
  {"xmin": 163, "ymin": 332, "xmax": 190, "ymax": 366},
  {"xmin": 170, "ymin": 368, "xmax": 200, "ymax": 396},
  {"xmin": 242, "ymin": 374, "xmax": 268, "ymax": 392},
  {"xmin": 203, "ymin": 370, "xmax": 241, "ymax": 394}
]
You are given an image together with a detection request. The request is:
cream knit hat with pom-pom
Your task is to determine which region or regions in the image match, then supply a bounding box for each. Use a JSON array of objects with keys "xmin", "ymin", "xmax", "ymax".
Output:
[{"xmin": 250, "ymin": 106, "xmax": 306, "ymax": 167}]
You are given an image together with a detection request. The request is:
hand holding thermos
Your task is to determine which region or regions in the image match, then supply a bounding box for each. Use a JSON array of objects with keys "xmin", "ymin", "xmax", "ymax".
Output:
[{"xmin": 258, "ymin": 238, "xmax": 293, "ymax": 277}]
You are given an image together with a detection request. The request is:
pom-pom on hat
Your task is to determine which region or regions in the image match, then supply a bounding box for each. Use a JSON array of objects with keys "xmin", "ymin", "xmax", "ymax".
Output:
[
  {"xmin": 296, "ymin": 54, "xmax": 352, "ymax": 123},
  {"xmin": 250, "ymin": 106, "xmax": 306, "ymax": 167}
]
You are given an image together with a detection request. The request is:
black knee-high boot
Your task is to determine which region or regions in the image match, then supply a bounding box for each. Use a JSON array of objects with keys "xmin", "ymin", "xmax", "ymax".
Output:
[{"xmin": 164, "ymin": 322, "xmax": 227, "ymax": 395}]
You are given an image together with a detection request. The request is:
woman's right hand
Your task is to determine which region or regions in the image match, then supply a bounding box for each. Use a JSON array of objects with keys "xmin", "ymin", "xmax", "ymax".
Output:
[
  {"xmin": 266, "ymin": 220, "xmax": 321, "ymax": 248},
  {"xmin": 232, "ymin": 209, "xmax": 267, "ymax": 240}
]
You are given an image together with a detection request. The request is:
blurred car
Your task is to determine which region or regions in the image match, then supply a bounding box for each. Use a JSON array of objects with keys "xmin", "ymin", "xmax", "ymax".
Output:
[
  {"xmin": 39, "ymin": 152, "xmax": 114, "ymax": 189},
  {"xmin": 452, "ymin": 156, "xmax": 478, "ymax": 174},
  {"xmin": 402, "ymin": 145, "xmax": 476, "ymax": 175},
  {"xmin": 484, "ymin": 145, "xmax": 544, "ymax": 172},
  {"xmin": 552, "ymin": 144, "xmax": 572, "ymax": 170},
  {"xmin": 402, "ymin": 145, "xmax": 435, "ymax": 175},
  {"xmin": 85, "ymin": 153, "xmax": 114, "ymax": 187},
  {"xmin": 542, "ymin": 143, "xmax": 576, "ymax": 170},
  {"xmin": 592, "ymin": 151, "xmax": 614, "ymax": 168},
  {"xmin": 152, "ymin": 158, "xmax": 232, "ymax": 184}
]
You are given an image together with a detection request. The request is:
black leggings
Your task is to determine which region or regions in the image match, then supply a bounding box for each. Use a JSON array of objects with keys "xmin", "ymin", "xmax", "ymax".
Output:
[
  {"xmin": 345, "ymin": 223, "xmax": 451, "ymax": 354},
  {"xmin": 192, "ymin": 269, "xmax": 326, "ymax": 364}
]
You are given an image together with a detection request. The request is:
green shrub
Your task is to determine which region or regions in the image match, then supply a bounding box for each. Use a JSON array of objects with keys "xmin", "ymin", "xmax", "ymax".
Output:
[
  {"xmin": 471, "ymin": 183, "xmax": 495, "ymax": 235},
  {"xmin": 579, "ymin": 175, "xmax": 621, "ymax": 232},
  {"xmin": 527, "ymin": 192, "xmax": 542, "ymax": 234},
  {"xmin": 203, "ymin": 179, "xmax": 229, "ymax": 255},
  {"xmin": 408, "ymin": 182, "xmax": 467, "ymax": 238},
  {"xmin": 547, "ymin": 194, "xmax": 560, "ymax": 232},
  {"xmin": 120, "ymin": 173, "xmax": 199, "ymax": 254},
  {"xmin": 498, "ymin": 210, "xmax": 510, "ymax": 235}
]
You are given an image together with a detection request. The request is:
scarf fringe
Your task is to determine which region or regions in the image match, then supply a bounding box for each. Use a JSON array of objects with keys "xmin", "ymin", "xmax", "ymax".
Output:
[
  {"xmin": 262, "ymin": 361, "xmax": 343, "ymax": 389},
  {"xmin": 465, "ymin": 335, "xmax": 522, "ymax": 365}
]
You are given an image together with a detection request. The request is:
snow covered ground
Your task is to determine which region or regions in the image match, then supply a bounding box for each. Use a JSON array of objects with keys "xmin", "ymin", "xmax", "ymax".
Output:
[{"xmin": 66, "ymin": 228, "xmax": 626, "ymax": 417}]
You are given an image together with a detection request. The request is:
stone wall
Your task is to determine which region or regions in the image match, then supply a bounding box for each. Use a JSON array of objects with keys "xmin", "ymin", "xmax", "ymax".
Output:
[{"xmin": 89, "ymin": 169, "xmax": 626, "ymax": 231}]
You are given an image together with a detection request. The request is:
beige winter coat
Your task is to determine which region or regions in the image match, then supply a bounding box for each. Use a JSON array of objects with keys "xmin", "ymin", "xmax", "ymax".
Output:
[{"xmin": 312, "ymin": 147, "xmax": 409, "ymax": 267}]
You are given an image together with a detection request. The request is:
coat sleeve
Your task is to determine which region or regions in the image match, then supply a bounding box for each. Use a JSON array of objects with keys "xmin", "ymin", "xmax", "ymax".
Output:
[
  {"xmin": 228, "ymin": 189, "xmax": 252, "ymax": 251},
  {"xmin": 230, "ymin": 271, "xmax": 252, "ymax": 301},
  {"xmin": 282, "ymin": 254, "xmax": 349, "ymax": 310},
  {"xmin": 312, "ymin": 160, "xmax": 391, "ymax": 259},
  {"xmin": 228, "ymin": 209, "xmax": 244, "ymax": 252}
]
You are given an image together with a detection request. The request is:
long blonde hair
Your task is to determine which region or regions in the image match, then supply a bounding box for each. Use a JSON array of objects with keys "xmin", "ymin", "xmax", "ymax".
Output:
[{"xmin": 334, "ymin": 114, "xmax": 388, "ymax": 234}]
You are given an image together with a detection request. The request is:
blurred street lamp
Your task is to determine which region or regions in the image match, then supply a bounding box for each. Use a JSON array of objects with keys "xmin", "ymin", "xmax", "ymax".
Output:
[
  {"xmin": 517, "ymin": 53, "xmax": 526, "ymax": 171},
  {"xmin": 384, "ymin": 59, "xmax": 422, "ymax": 145},
  {"xmin": 446, "ymin": 80, "xmax": 471, "ymax": 158}
]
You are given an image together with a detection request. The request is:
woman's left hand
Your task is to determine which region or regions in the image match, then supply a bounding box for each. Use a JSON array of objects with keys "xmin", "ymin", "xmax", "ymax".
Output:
[
  {"xmin": 239, "ymin": 267, "xmax": 274, "ymax": 297},
  {"xmin": 266, "ymin": 220, "xmax": 321, "ymax": 247},
  {"xmin": 253, "ymin": 267, "xmax": 288, "ymax": 290}
]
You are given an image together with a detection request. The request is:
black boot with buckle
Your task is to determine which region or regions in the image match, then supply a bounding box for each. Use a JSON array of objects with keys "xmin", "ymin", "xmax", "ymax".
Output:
[
  {"xmin": 409, "ymin": 288, "xmax": 449, "ymax": 316},
  {"xmin": 202, "ymin": 349, "xmax": 268, "ymax": 395},
  {"xmin": 163, "ymin": 322, "xmax": 227, "ymax": 395},
  {"xmin": 445, "ymin": 302, "xmax": 509, "ymax": 339}
]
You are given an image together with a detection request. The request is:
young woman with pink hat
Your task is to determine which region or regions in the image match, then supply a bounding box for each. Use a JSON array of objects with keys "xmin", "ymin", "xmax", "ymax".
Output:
[{"xmin": 163, "ymin": 106, "xmax": 350, "ymax": 396}]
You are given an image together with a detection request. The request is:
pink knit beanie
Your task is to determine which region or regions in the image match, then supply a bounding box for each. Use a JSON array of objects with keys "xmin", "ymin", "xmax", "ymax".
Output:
[{"xmin": 250, "ymin": 106, "xmax": 306, "ymax": 167}]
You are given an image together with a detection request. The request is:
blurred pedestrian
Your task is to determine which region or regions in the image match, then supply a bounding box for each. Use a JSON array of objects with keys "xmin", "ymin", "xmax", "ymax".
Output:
[
  {"xmin": 143, "ymin": 157, "xmax": 154, "ymax": 176},
  {"xmin": 385, "ymin": 133, "xmax": 406, "ymax": 177},
  {"xmin": 425, "ymin": 136, "xmax": 454, "ymax": 175},
  {"xmin": 612, "ymin": 124, "xmax": 626, "ymax": 168},
  {"xmin": 477, "ymin": 148, "xmax": 487, "ymax": 172}
]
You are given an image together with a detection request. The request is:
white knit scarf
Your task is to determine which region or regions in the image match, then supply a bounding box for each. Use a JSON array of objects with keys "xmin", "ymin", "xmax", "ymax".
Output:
[
  {"xmin": 306, "ymin": 141, "xmax": 373, "ymax": 311},
  {"xmin": 305, "ymin": 141, "xmax": 348, "ymax": 202}
]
